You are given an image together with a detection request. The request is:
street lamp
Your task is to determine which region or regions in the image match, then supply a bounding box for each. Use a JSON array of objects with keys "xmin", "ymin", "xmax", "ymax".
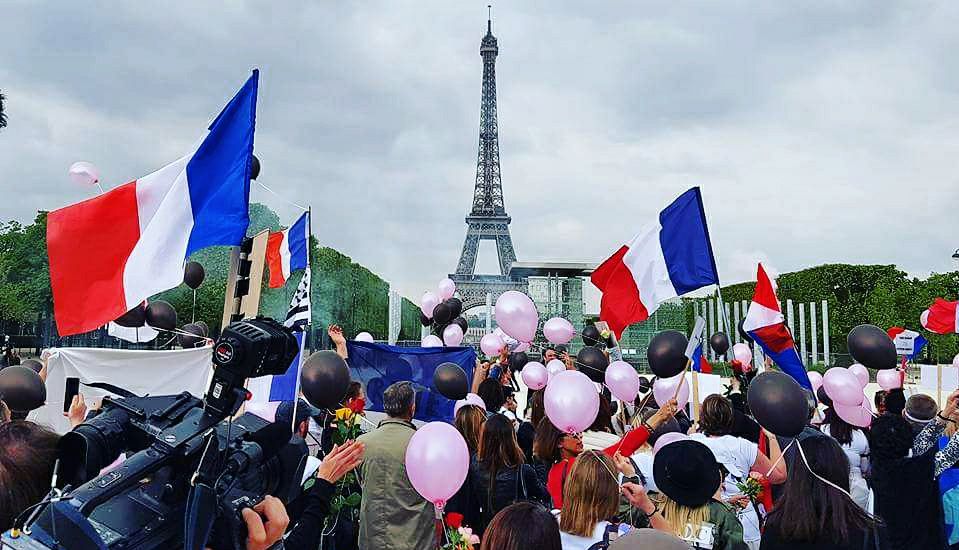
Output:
[{"xmin": 953, "ymin": 249, "xmax": 959, "ymax": 271}]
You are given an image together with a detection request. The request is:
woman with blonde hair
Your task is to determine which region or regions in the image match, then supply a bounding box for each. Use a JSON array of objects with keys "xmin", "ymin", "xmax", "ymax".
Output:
[
  {"xmin": 455, "ymin": 404, "xmax": 486, "ymax": 456},
  {"xmin": 555, "ymin": 450, "xmax": 666, "ymax": 549}
]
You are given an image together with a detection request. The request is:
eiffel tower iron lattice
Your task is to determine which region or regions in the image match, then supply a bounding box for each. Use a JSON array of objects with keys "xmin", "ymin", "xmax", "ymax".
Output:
[{"xmin": 450, "ymin": 16, "xmax": 527, "ymax": 310}]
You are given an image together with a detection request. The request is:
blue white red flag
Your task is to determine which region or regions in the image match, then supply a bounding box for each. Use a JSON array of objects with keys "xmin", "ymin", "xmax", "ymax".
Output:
[
  {"xmin": 247, "ymin": 330, "xmax": 306, "ymax": 403},
  {"xmin": 887, "ymin": 327, "xmax": 927, "ymax": 360},
  {"xmin": 266, "ymin": 212, "xmax": 309, "ymax": 288},
  {"xmin": 691, "ymin": 343, "xmax": 713, "ymax": 374},
  {"xmin": 47, "ymin": 71, "xmax": 258, "ymax": 336},
  {"xmin": 591, "ymin": 187, "xmax": 719, "ymax": 338},
  {"xmin": 742, "ymin": 263, "xmax": 812, "ymax": 390}
]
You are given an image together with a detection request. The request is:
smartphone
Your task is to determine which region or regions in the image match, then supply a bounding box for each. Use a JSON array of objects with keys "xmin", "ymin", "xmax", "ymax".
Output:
[
  {"xmin": 64, "ymin": 377, "xmax": 80, "ymax": 413},
  {"xmin": 594, "ymin": 321, "xmax": 618, "ymax": 348}
]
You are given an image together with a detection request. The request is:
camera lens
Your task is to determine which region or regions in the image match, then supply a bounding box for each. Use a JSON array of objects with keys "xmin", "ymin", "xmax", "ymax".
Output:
[{"xmin": 59, "ymin": 407, "xmax": 130, "ymax": 486}]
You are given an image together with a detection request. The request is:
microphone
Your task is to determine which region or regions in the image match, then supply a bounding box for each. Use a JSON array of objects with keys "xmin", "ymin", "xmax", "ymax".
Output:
[{"xmin": 225, "ymin": 422, "xmax": 292, "ymax": 475}]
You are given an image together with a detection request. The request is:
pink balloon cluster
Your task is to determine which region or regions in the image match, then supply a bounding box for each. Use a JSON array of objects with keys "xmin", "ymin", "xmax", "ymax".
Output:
[
  {"xmin": 421, "ymin": 278, "xmax": 458, "ymax": 320},
  {"xmin": 822, "ymin": 366, "xmax": 872, "ymax": 427},
  {"xmin": 405, "ymin": 422, "xmax": 469, "ymax": 506}
]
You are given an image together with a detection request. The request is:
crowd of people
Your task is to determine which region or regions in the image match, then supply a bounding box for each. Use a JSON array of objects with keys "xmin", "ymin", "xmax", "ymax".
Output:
[{"xmin": 4, "ymin": 330, "xmax": 959, "ymax": 550}]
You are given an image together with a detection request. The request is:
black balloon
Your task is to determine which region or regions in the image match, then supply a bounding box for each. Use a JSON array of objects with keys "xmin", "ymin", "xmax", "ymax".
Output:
[
  {"xmin": 646, "ymin": 330, "xmax": 688, "ymax": 378},
  {"xmin": 582, "ymin": 325, "xmax": 603, "ymax": 347},
  {"xmin": 577, "ymin": 346, "xmax": 609, "ymax": 384},
  {"xmin": 183, "ymin": 261, "xmax": 205, "ymax": 289},
  {"xmin": 145, "ymin": 301, "xmax": 177, "ymax": 331},
  {"xmin": 300, "ymin": 351, "xmax": 351, "ymax": 410},
  {"xmin": 638, "ymin": 376, "xmax": 652, "ymax": 395},
  {"xmin": 510, "ymin": 351, "xmax": 529, "ymax": 370},
  {"xmin": 747, "ymin": 371, "xmax": 808, "ymax": 437},
  {"xmin": 847, "ymin": 324, "xmax": 897, "ymax": 370},
  {"xmin": 0, "ymin": 366, "xmax": 46, "ymax": 413},
  {"xmin": 195, "ymin": 321, "xmax": 210, "ymax": 337},
  {"xmin": 420, "ymin": 311, "xmax": 433, "ymax": 327},
  {"xmin": 709, "ymin": 332, "xmax": 730, "ymax": 356},
  {"xmin": 738, "ymin": 319, "xmax": 754, "ymax": 344},
  {"xmin": 453, "ymin": 316, "xmax": 468, "ymax": 334},
  {"xmin": 444, "ymin": 297, "xmax": 463, "ymax": 319},
  {"xmin": 433, "ymin": 362, "xmax": 469, "ymax": 400},
  {"xmin": 432, "ymin": 302, "xmax": 453, "ymax": 325},
  {"xmin": 178, "ymin": 323, "xmax": 206, "ymax": 348},
  {"xmin": 251, "ymin": 154, "xmax": 261, "ymax": 180},
  {"xmin": 114, "ymin": 303, "xmax": 147, "ymax": 328}
]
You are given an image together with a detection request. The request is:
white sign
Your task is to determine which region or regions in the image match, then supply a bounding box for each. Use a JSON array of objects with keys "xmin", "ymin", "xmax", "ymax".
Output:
[
  {"xmin": 894, "ymin": 331, "xmax": 918, "ymax": 355},
  {"xmin": 920, "ymin": 366, "xmax": 959, "ymax": 393}
]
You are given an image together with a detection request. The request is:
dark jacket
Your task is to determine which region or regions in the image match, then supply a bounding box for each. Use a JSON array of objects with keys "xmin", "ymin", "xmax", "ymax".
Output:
[
  {"xmin": 468, "ymin": 456, "xmax": 550, "ymax": 535},
  {"xmin": 759, "ymin": 522, "xmax": 888, "ymax": 550},
  {"xmin": 871, "ymin": 449, "xmax": 946, "ymax": 550},
  {"xmin": 517, "ymin": 421, "xmax": 535, "ymax": 462},
  {"xmin": 284, "ymin": 479, "xmax": 336, "ymax": 550}
]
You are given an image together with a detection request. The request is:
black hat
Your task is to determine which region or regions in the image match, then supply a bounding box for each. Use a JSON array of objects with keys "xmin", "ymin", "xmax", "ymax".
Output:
[
  {"xmin": 653, "ymin": 440, "xmax": 722, "ymax": 508},
  {"xmin": 276, "ymin": 398, "xmax": 322, "ymax": 428}
]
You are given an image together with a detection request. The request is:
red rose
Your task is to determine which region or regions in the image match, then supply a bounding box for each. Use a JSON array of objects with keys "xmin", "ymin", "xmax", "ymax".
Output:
[
  {"xmin": 347, "ymin": 398, "xmax": 366, "ymax": 414},
  {"xmin": 446, "ymin": 512, "xmax": 464, "ymax": 529}
]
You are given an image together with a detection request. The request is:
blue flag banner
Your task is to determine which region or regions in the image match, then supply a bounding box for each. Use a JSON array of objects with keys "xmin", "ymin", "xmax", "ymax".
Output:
[{"xmin": 347, "ymin": 341, "xmax": 476, "ymax": 423}]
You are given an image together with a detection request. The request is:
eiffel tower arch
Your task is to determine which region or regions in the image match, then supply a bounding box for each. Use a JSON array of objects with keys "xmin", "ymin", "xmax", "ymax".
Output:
[{"xmin": 450, "ymin": 16, "xmax": 527, "ymax": 311}]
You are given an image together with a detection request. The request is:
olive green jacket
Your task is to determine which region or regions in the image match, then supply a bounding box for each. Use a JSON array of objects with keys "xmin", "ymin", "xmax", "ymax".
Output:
[{"xmin": 357, "ymin": 418, "xmax": 435, "ymax": 550}]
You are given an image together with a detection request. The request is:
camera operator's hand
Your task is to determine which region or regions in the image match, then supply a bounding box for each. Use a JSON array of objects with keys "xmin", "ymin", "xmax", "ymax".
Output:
[
  {"xmin": 241, "ymin": 496, "xmax": 288, "ymax": 550},
  {"xmin": 64, "ymin": 393, "xmax": 87, "ymax": 428},
  {"xmin": 317, "ymin": 440, "xmax": 365, "ymax": 484}
]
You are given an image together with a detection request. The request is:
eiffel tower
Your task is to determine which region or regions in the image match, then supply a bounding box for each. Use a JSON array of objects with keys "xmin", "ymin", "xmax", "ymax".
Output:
[{"xmin": 450, "ymin": 14, "xmax": 527, "ymax": 310}]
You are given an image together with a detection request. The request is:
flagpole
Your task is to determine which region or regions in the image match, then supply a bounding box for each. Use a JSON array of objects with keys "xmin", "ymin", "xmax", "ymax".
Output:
[
  {"xmin": 290, "ymin": 207, "xmax": 312, "ymax": 435},
  {"xmin": 715, "ymin": 285, "xmax": 732, "ymax": 362}
]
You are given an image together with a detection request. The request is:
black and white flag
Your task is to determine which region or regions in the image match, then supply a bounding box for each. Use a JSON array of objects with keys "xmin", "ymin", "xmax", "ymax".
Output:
[{"xmin": 284, "ymin": 267, "xmax": 311, "ymax": 331}]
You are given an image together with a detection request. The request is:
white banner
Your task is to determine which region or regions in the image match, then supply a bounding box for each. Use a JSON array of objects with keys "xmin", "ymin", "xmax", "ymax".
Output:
[
  {"xmin": 30, "ymin": 346, "xmax": 213, "ymax": 434},
  {"xmin": 920, "ymin": 365, "xmax": 959, "ymax": 394}
]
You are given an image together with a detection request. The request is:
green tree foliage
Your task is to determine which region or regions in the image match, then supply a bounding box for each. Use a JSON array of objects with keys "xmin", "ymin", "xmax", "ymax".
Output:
[{"xmin": 0, "ymin": 212, "xmax": 50, "ymax": 320}]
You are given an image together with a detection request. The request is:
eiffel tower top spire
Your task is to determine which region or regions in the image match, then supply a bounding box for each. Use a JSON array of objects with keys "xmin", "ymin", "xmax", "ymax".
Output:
[{"xmin": 471, "ymin": 6, "xmax": 505, "ymax": 218}]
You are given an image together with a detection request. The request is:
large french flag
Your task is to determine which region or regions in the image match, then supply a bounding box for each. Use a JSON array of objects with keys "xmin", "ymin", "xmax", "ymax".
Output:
[
  {"xmin": 742, "ymin": 264, "xmax": 812, "ymax": 390},
  {"xmin": 47, "ymin": 71, "xmax": 258, "ymax": 336},
  {"xmin": 591, "ymin": 187, "xmax": 719, "ymax": 338},
  {"xmin": 266, "ymin": 212, "xmax": 309, "ymax": 288},
  {"xmin": 920, "ymin": 298, "xmax": 959, "ymax": 334}
]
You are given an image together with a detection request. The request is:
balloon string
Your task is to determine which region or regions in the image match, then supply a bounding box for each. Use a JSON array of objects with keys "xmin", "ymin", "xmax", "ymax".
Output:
[
  {"xmin": 794, "ymin": 438, "xmax": 856, "ymax": 501},
  {"xmin": 765, "ymin": 439, "xmax": 793, "ymax": 477},
  {"xmin": 254, "ymin": 180, "xmax": 310, "ymax": 212}
]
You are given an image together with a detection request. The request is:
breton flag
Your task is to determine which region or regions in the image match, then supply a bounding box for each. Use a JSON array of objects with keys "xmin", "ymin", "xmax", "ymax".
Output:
[
  {"xmin": 266, "ymin": 212, "xmax": 309, "ymax": 288},
  {"xmin": 920, "ymin": 298, "xmax": 959, "ymax": 334},
  {"xmin": 742, "ymin": 264, "xmax": 812, "ymax": 390},
  {"xmin": 887, "ymin": 327, "xmax": 928, "ymax": 359},
  {"xmin": 284, "ymin": 267, "xmax": 312, "ymax": 331},
  {"xmin": 690, "ymin": 343, "xmax": 713, "ymax": 374},
  {"xmin": 591, "ymin": 188, "xmax": 720, "ymax": 338},
  {"xmin": 47, "ymin": 71, "xmax": 258, "ymax": 336}
]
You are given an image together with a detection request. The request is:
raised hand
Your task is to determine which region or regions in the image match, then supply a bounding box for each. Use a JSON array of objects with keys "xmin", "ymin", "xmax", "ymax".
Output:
[{"xmin": 317, "ymin": 440, "xmax": 365, "ymax": 484}]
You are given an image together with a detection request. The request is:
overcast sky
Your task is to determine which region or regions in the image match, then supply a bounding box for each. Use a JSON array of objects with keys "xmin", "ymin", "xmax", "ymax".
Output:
[{"xmin": 2, "ymin": 2, "xmax": 958, "ymax": 309}]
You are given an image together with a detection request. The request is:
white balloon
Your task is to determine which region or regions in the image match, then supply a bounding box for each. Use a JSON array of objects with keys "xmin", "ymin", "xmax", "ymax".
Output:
[
  {"xmin": 354, "ymin": 332, "xmax": 374, "ymax": 343},
  {"xmin": 68, "ymin": 161, "xmax": 101, "ymax": 187},
  {"xmin": 421, "ymin": 335, "xmax": 444, "ymax": 348}
]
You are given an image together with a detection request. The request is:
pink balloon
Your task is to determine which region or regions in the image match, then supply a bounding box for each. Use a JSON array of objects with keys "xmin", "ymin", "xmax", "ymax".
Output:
[
  {"xmin": 354, "ymin": 331, "xmax": 374, "ymax": 343},
  {"xmin": 442, "ymin": 324, "xmax": 464, "ymax": 347},
  {"xmin": 806, "ymin": 371, "xmax": 823, "ymax": 394},
  {"xmin": 849, "ymin": 364, "xmax": 869, "ymax": 388},
  {"xmin": 653, "ymin": 374, "xmax": 690, "ymax": 411},
  {"xmin": 514, "ymin": 342, "xmax": 531, "ymax": 353},
  {"xmin": 421, "ymin": 291, "xmax": 440, "ymax": 318},
  {"xmin": 733, "ymin": 343, "xmax": 752, "ymax": 368},
  {"xmin": 653, "ymin": 432, "xmax": 688, "ymax": 455},
  {"xmin": 543, "ymin": 317, "xmax": 575, "ymax": 345},
  {"xmin": 521, "ymin": 362, "xmax": 548, "ymax": 390},
  {"xmin": 421, "ymin": 335, "xmax": 443, "ymax": 348},
  {"xmin": 544, "ymin": 370, "xmax": 599, "ymax": 434},
  {"xmin": 605, "ymin": 360, "xmax": 640, "ymax": 403},
  {"xmin": 454, "ymin": 393, "xmax": 487, "ymax": 416},
  {"xmin": 920, "ymin": 310, "xmax": 930, "ymax": 330},
  {"xmin": 877, "ymin": 369, "xmax": 901, "ymax": 390},
  {"xmin": 494, "ymin": 291, "xmax": 539, "ymax": 343},
  {"xmin": 834, "ymin": 402, "xmax": 873, "ymax": 428},
  {"xmin": 438, "ymin": 278, "xmax": 456, "ymax": 300},
  {"xmin": 546, "ymin": 359, "xmax": 566, "ymax": 382},
  {"xmin": 823, "ymin": 367, "xmax": 864, "ymax": 406},
  {"xmin": 480, "ymin": 333, "xmax": 504, "ymax": 356},
  {"xmin": 405, "ymin": 422, "xmax": 469, "ymax": 505},
  {"xmin": 68, "ymin": 161, "xmax": 100, "ymax": 186}
]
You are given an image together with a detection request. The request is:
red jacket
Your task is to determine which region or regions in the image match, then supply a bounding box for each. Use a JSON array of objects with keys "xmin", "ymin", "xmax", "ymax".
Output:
[{"xmin": 546, "ymin": 426, "xmax": 650, "ymax": 509}]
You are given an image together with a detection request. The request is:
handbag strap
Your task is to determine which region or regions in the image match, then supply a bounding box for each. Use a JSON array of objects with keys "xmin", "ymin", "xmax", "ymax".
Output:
[{"xmin": 515, "ymin": 465, "xmax": 528, "ymax": 500}]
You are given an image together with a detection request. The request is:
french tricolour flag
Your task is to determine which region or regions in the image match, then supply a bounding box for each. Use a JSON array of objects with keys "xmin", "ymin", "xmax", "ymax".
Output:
[
  {"xmin": 920, "ymin": 298, "xmax": 959, "ymax": 335},
  {"xmin": 742, "ymin": 264, "xmax": 812, "ymax": 390},
  {"xmin": 887, "ymin": 327, "xmax": 928, "ymax": 359},
  {"xmin": 266, "ymin": 212, "xmax": 309, "ymax": 288},
  {"xmin": 591, "ymin": 188, "xmax": 719, "ymax": 338},
  {"xmin": 47, "ymin": 71, "xmax": 258, "ymax": 336},
  {"xmin": 690, "ymin": 343, "xmax": 713, "ymax": 374},
  {"xmin": 247, "ymin": 331, "xmax": 306, "ymax": 404}
]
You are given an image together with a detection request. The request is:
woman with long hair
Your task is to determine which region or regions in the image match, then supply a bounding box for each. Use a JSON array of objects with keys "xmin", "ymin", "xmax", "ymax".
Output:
[
  {"xmin": 480, "ymin": 501, "xmax": 562, "ymax": 550},
  {"xmin": 690, "ymin": 394, "xmax": 786, "ymax": 549},
  {"xmin": 534, "ymin": 400, "xmax": 678, "ymax": 509},
  {"xmin": 518, "ymin": 389, "xmax": 545, "ymax": 462},
  {"xmin": 652, "ymin": 440, "xmax": 748, "ymax": 550},
  {"xmin": 468, "ymin": 413, "xmax": 549, "ymax": 535},
  {"xmin": 761, "ymin": 437, "xmax": 885, "ymax": 549},
  {"xmin": 446, "ymin": 404, "xmax": 487, "ymax": 529},
  {"xmin": 820, "ymin": 405, "xmax": 871, "ymax": 510}
]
